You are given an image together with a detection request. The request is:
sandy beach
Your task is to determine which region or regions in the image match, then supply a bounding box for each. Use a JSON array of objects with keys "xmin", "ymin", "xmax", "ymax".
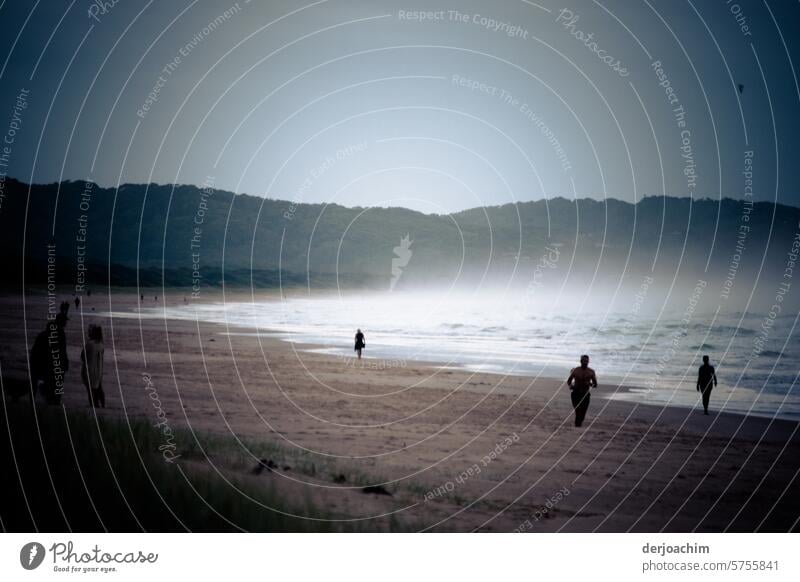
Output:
[{"xmin": 2, "ymin": 290, "xmax": 798, "ymax": 532}]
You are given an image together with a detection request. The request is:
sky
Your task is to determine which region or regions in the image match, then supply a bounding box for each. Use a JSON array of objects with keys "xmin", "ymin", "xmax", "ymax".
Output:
[{"xmin": 1, "ymin": 0, "xmax": 799, "ymax": 213}]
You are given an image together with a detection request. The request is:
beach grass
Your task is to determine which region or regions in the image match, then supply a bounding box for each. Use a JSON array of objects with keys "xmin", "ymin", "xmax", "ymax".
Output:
[{"xmin": 0, "ymin": 399, "xmax": 347, "ymax": 531}]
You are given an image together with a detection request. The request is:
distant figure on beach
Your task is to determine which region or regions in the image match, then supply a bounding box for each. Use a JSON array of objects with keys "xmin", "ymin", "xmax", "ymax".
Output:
[
  {"xmin": 697, "ymin": 355, "xmax": 717, "ymax": 415},
  {"xmin": 81, "ymin": 324, "xmax": 105, "ymax": 408},
  {"xmin": 30, "ymin": 301, "xmax": 70, "ymax": 405},
  {"xmin": 354, "ymin": 329, "xmax": 365, "ymax": 359},
  {"xmin": 567, "ymin": 355, "xmax": 597, "ymax": 427}
]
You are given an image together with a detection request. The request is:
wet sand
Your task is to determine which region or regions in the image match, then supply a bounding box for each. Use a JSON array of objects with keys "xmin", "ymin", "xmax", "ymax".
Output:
[{"xmin": 2, "ymin": 290, "xmax": 799, "ymax": 532}]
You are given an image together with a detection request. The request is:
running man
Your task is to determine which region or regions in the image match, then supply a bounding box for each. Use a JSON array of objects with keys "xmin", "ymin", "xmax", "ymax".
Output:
[{"xmin": 567, "ymin": 355, "xmax": 597, "ymax": 427}]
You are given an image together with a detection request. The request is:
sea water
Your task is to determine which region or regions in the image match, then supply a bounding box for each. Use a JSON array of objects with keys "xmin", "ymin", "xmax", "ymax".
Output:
[{"xmin": 131, "ymin": 292, "xmax": 800, "ymax": 421}]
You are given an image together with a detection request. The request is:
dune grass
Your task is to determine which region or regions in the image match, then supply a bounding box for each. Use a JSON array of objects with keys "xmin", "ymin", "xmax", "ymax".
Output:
[{"xmin": 0, "ymin": 399, "xmax": 343, "ymax": 531}]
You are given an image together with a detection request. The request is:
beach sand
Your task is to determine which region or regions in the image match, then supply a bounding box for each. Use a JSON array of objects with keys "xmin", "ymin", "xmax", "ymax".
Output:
[{"xmin": 2, "ymin": 290, "xmax": 799, "ymax": 532}]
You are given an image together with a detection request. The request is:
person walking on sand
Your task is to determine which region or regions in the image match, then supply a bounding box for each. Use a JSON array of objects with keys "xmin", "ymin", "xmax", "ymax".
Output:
[
  {"xmin": 81, "ymin": 324, "xmax": 106, "ymax": 408},
  {"xmin": 354, "ymin": 329, "xmax": 366, "ymax": 360},
  {"xmin": 697, "ymin": 355, "xmax": 717, "ymax": 415},
  {"xmin": 567, "ymin": 355, "xmax": 597, "ymax": 427}
]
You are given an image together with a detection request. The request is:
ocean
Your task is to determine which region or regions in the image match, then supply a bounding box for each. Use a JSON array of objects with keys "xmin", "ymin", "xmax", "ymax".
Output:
[{"xmin": 130, "ymin": 292, "xmax": 800, "ymax": 421}]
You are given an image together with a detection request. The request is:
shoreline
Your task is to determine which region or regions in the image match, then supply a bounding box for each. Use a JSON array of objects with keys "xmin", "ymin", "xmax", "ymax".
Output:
[
  {"xmin": 10, "ymin": 286, "xmax": 800, "ymax": 429},
  {"xmin": 104, "ymin": 289, "xmax": 800, "ymax": 422},
  {"xmin": 120, "ymin": 300, "xmax": 800, "ymax": 426}
]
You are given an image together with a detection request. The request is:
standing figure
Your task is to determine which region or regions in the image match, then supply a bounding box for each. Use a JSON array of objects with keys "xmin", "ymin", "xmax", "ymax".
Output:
[
  {"xmin": 30, "ymin": 301, "xmax": 70, "ymax": 404},
  {"xmin": 354, "ymin": 329, "xmax": 366, "ymax": 360},
  {"xmin": 567, "ymin": 355, "xmax": 597, "ymax": 427},
  {"xmin": 696, "ymin": 355, "xmax": 717, "ymax": 415},
  {"xmin": 81, "ymin": 324, "xmax": 106, "ymax": 408}
]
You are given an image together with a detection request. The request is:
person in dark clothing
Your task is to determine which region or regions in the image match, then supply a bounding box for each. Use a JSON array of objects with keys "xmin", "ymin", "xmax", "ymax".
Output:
[
  {"xmin": 30, "ymin": 301, "xmax": 70, "ymax": 404},
  {"xmin": 567, "ymin": 355, "xmax": 597, "ymax": 427},
  {"xmin": 30, "ymin": 329, "xmax": 50, "ymax": 398},
  {"xmin": 697, "ymin": 355, "xmax": 717, "ymax": 415},
  {"xmin": 354, "ymin": 329, "xmax": 365, "ymax": 360},
  {"xmin": 81, "ymin": 324, "xmax": 105, "ymax": 408}
]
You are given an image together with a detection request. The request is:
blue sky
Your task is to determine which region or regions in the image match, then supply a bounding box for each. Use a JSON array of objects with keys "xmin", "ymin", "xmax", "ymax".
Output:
[{"xmin": 1, "ymin": 0, "xmax": 799, "ymax": 212}]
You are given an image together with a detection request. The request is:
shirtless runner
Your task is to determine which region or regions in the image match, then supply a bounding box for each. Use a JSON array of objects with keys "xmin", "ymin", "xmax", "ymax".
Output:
[{"xmin": 567, "ymin": 355, "xmax": 598, "ymax": 427}]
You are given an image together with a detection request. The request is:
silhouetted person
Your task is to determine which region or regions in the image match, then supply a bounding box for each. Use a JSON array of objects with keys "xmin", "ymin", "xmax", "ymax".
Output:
[
  {"xmin": 140, "ymin": 294, "xmax": 144, "ymax": 301},
  {"xmin": 354, "ymin": 329, "xmax": 365, "ymax": 360},
  {"xmin": 29, "ymin": 331, "xmax": 48, "ymax": 398},
  {"xmin": 87, "ymin": 288, "xmax": 91, "ymax": 297},
  {"xmin": 81, "ymin": 324, "xmax": 105, "ymax": 408},
  {"xmin": 697, "ymin": 355, "xmax": 717, "ymax": 415},
  {"xmin": 30, "ymin": 301, "xmax": 70, "ymax": 404},
  {"xmin": 74, "ymin": 296, "xmax": 80, "ymax": 309},
  {"xmin": 567, "ymin": 354, "xmax": 597, "ymax": 427}
]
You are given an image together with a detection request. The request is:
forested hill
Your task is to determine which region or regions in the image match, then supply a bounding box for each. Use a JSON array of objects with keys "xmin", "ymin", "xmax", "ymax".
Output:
[{"xmin": 1, "ymin": 178, "xmax": 797, "ymax": 292}]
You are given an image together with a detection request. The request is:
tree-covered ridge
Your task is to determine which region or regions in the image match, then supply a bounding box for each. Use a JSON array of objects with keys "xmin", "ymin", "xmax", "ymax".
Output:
[{"xmin": 1, "ymin": 178, "xmax": 796, "ymax": 290}]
